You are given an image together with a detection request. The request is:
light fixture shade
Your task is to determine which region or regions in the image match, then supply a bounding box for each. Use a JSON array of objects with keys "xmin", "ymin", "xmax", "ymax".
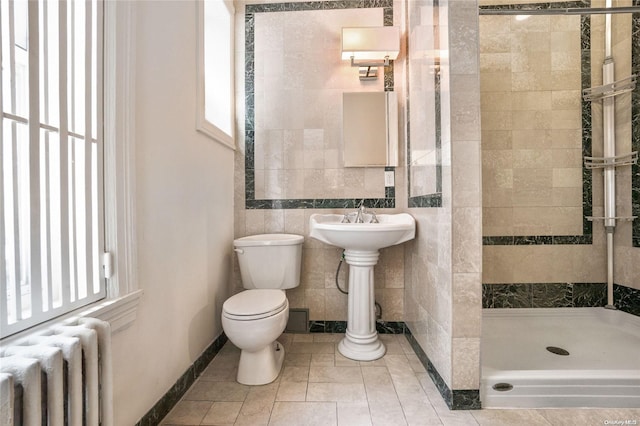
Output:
[{"xmin": 341, "ymin": 27, "xmax": 400, "ymax": 61}]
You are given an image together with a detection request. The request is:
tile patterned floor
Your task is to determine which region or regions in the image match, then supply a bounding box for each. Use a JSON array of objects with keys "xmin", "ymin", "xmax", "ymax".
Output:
[{"xmin": 161, "ymin": 333, "xmax": 640, "ymax": 426}]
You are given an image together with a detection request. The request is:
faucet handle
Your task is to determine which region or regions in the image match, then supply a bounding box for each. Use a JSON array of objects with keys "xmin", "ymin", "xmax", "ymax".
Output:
[
  {"xmin": 370, "ymin": 211, "xmax": 379, "ymax": 223},
  {"xmin": 341, "ymin": 213, "xmax": 351, "ymax": 223}
]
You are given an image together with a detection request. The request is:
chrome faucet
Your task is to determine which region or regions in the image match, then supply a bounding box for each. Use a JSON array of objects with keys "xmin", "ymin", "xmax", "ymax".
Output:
[{"xmin": 355, "ymin": 203, "xmax": 366, "ymax": 223}]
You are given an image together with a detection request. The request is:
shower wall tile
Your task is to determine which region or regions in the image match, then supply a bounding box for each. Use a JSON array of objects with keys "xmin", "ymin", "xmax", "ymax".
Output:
[
  {"xmin": 452, "ymin": 273, "xmax": 482, "ymax": 338},
  {"xmin": 451, "ymin": 338, "xmax": 480, "ymax": 390}
]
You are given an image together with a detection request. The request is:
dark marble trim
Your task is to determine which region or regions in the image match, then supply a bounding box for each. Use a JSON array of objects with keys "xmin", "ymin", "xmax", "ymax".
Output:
[
  {"xmin": 245, "ymin": 0, "xmax": 396, "ymax": 210},
  {"xmin": 308, "ymin": 320, "xmax": 405, "ymax": 334},
  {"xmin": 479, "ymin": 0, "xmax": 589, "ymax": 12},
  {"xmin": 614, "ymin": 284, "xmax": 640, "ymax": 317},
  {"xmin": 406, "ymin": 0, "xmax": 443, "ymax": 208},
  {"xmin": 632, "ymin": 8, "xmax": 640, "ymax": 247},
  {"xmin": 404, "ymin": 327, "xmax": 481, "ymax": 410},
  {"xmin": 483, "ymin": 235, "xmax": 592, "ymax": 245},
  {"xmin": 481, "ymin": 4, "xmax": 594, "ymax": 245},
  {"xmin": 408, "ymin": 193, "xmax": 443, "ymax": 208},
  {"xmin": 135, "ymin": 333, "xmax": 228, "ymax": 426},
  {"xmin": 246, "ymin": 197, "xmax": 395, "ymax": 209},
  {"xmin": 483, "ymin": 282, "xmax": 640, "ymax": 317}
]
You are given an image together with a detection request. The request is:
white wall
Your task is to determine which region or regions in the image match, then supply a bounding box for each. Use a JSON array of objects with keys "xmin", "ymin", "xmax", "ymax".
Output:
[{"xmin": 109, "ymin": 2, "xmax": 235, "ymax": 424}]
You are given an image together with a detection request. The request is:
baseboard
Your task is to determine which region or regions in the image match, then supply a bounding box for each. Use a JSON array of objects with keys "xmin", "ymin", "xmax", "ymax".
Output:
[
  {"xmin": 135, "ymin": 332, "xmax": 228, "ymax": 425},
  {"xmin": 404, "ymin": 327, "xmax": 481, "ymax": 410}
]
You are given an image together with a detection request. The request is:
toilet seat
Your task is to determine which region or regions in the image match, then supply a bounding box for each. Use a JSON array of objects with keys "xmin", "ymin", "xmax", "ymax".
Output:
[{"xmin": 222, "ymin": 289, "xmax": 287, "ymax": 321}]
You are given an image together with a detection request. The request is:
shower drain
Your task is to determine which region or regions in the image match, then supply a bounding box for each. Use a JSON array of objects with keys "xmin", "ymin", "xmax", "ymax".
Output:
[
  {"xmin": 492, "ymin": 383, "xmax": 513, "ymax": 392},
  {"xmin": 546, "ymin": 346, "xmax": 570, "ymax": 356}
]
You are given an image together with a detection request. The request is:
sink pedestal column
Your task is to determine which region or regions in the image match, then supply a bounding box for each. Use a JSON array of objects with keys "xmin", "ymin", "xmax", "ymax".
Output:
[{"xmin": 337, "ymin": 250, "xmax": 385, "ymax": 361}]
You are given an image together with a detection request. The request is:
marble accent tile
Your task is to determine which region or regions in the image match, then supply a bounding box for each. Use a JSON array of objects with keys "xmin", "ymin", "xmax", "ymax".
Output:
[
  {"xmin": 532, "ymin": 283, "xmax": 572, "ymax": 308},
  {"xmin": 615, "ymin": 284, "xmax": 640, "ymax": 317}
]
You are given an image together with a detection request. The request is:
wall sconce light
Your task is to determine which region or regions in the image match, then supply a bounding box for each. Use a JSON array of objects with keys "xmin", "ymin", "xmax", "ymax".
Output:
[{"xmin": 341, "ymin": 26, "xmax": 400, "ymax": 81}]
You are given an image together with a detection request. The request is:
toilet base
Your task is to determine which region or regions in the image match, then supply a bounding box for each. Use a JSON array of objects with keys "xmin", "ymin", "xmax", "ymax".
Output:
[{"xmin": 237, "ymin": 341, "xmax": 285, "ymax": 385}]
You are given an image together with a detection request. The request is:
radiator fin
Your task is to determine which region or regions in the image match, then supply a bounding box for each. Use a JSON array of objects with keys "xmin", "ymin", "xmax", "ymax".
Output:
[{"xmin": 0, "ymin": 318, "xmax": 113, "ymax": 426}]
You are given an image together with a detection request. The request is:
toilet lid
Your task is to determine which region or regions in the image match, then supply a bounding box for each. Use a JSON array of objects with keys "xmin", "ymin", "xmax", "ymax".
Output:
[{"xmin": 223, "ymin": 289, "xmax": 287, "ymax": 321}]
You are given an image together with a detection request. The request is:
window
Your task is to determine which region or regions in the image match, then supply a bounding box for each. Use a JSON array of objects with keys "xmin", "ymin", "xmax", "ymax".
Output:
[
  {"xmin": 1, "ymin": 0, "xmax": 105, "ymax": 337},
  {"xmin": 196, "ymin": 0, "xmax": 235, "ymax": 149}
]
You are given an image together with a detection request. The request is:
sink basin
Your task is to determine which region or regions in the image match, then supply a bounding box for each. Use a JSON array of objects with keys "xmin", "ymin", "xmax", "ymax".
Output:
[{"xmin": 309, "ymin": 213, "xmax": 415, "ymax": 252}]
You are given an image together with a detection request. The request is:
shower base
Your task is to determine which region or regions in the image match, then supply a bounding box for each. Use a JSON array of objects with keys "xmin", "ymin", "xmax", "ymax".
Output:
[{"xmin": 481, "ymin": 307, "xmax": 640, "ymax": 408}]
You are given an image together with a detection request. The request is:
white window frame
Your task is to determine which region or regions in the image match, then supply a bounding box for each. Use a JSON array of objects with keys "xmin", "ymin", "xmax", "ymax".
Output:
[
  {"xmin": 84, "ymin": 0, "xmax": 141, "ymax": 334},
  {"xmin": 1, "ymin": 1, "xmax": 141, "ymax": 343},
  {"xmin": 196, "ymin": 0, "xmax": 236, "ymax": 150}
]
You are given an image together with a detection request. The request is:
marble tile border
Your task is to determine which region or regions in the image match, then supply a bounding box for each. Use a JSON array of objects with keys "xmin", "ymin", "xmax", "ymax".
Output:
[
  {"xmin": 480, "ymin": 2, "xmax": 594, "ymax": 245},
  {"xmin": 308, "ymin": 320, "xmax": 406, "ymax": 334},
  {"xmin": 135, "ymin": 333, "xmax": 228, "ymax": 425},
  {"xmin": 404, "ymin": 327, "xmax": 482, "ymax": 410},
  {"xmin": 483, "ymin": 282, "xmax": 640, "ymax": 317},
  {"xmin": 632, "ymin": 4, "xmax": 640, "ymax": 248},
  {"xmin": 407, "ymin": 0, "xmax": 443, "ymax": 208},
  {"xmin": 244, "ymin": 0, "xmax": 396, "ymax": 210}
]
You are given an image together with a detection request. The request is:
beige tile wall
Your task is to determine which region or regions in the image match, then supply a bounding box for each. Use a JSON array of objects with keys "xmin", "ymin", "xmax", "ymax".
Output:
[
  {"xmin": 233, "ymin": 1, "xmax": 406, "ymax": 321},
  {"xmin": 482, "ymin": 0, "xmax": 638, "ymax": 293},
  {"xmin": 405, "ymin": 0, "xmax": 483, "ymax": 392},
  {"xmin": 253, "ymin": 7, "xmax": 387, "ymax": 201},
  {"xmin": 480, "ymin": 14, "xmax": 584, "ymax": 237}
]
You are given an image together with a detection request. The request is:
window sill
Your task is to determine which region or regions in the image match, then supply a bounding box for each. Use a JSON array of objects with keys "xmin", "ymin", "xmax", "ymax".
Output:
[{"xmin": 81, "ymin": 289, "xmax": 143, "ymax": 334}]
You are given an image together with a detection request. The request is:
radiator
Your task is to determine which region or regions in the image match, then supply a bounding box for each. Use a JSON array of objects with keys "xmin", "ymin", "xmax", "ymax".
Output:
[{"xmin": 0, "ymin": 318, "xmax": 113, "ymax": 426}]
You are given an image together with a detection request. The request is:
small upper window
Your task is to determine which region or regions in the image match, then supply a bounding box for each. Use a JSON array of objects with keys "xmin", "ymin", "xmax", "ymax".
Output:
[{"xmin": 197, "ymin": 0, "xmax": 235, "ymax": 149}]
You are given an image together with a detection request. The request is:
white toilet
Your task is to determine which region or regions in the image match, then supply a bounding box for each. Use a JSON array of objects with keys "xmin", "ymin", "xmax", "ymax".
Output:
[{"xmin": 222, "ymin": 233, "xmax": 303, "ymax": 385}]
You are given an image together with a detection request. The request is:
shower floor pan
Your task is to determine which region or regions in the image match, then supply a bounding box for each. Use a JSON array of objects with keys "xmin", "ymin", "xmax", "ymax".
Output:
[{"xmin": 481, "ymin": 307, "xmax": 640, "ymax": 408}]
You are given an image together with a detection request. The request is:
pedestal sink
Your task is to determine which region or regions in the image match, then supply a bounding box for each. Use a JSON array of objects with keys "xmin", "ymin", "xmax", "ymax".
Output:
[{"xmin": 309, "ymin": 213, "xmax": 416, "ymax": 361}]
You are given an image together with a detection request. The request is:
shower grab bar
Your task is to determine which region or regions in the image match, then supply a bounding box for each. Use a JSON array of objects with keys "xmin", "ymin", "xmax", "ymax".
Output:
[
  {"xmin": 582, "ymin": 74, "xmax": 637, "ymax": 101},
  {"xmin": 583, "ymin": 151, "xmax": 638, "ymax": 169}
]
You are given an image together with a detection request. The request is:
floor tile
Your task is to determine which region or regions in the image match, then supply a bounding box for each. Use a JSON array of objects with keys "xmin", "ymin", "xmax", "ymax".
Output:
[
  {"xmin": 161, "ymin": 400, "xmax": 212, "ymax": 425},
  {"xmin": 308, "ymin": 366, "xmax": 363, "ymax": 383},
  {"xmin": 275, "ymin": 381, "xmax": 308, "ymax": 401},
  {"xmin": 337, "ymin": 402, "xmax": 373, "ymax": 426},
  {"xmin": 200, "ymin": 401, "xmax": 242, "ymax": 425},
  {"xmin": 306, "ymin": 382, "xmax": 368, "ymax": 403},
  {"xmin": 160, "ymin": 334, "xmax": 640, "ymax": 426},
  {"xmin": 269, "ymin": 401, "xmax": 337, "ymax": 426},
  {"xmin": 183, "ymin": 380, "xmax": 250, "ymax": 402}
]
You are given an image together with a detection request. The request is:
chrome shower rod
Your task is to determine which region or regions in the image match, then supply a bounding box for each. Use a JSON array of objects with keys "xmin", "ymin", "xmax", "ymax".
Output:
[{"xmin": 479, "ymin": 6, "xmax": 640, "ymax": 15}]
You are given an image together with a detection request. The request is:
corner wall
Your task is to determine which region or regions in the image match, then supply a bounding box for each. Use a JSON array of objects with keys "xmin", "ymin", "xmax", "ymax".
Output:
[
  {"xmin": 109, "ymin": 2, "xmax": 235, "ymax": 423},
  {"xmin": 405, "ymin": 0, "xmax": 483, "ymax": 408}
]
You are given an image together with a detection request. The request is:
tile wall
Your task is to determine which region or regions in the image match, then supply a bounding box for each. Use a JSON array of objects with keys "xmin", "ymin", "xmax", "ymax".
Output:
[
  {"xmin": 234, "ymin": 0, "xmax": 407, "ymax": 323},
  {"xmin": 480, "ymin": 4, "xmax": 605, "ymax": 287},
  {"xmin": 480, "ymin": 1, "xmax": 639, "ymax": 309},
  {"xmin": 404, "ymin": 0, "xmax": 483, "ymax": 408}
]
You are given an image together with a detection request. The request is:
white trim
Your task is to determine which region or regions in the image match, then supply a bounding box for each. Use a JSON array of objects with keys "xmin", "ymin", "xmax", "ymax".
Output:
[
  {"xmin": 196, "ymin": 0, "xmax": 236, "ymax": 151},
  {"xmin": 82, "ymin": 289, "xmax": 143, "ymax": 333},
  {"xmin": 101, "ymin": 0, "xmax": 139, "ymax": 332}
]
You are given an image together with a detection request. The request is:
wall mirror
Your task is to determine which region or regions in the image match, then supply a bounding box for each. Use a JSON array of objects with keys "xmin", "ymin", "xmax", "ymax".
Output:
[{"xmin": 343, "ymin": 91, "xmax": 398, "ymax": 167}]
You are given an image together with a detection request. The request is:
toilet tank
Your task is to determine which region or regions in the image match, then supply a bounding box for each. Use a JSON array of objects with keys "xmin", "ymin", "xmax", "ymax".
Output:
[{"xmin": 234, "ymin": 234, "xmax": 303, "ymax": 290}]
